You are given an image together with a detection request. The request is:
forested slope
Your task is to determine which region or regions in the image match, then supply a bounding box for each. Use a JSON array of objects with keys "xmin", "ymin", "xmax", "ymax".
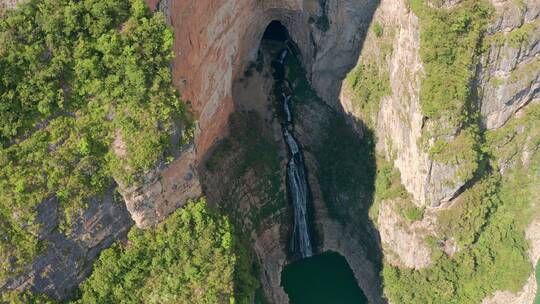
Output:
[{"xmin": 0, "ymin": 0, "xmax": 190, "ymax": 283}]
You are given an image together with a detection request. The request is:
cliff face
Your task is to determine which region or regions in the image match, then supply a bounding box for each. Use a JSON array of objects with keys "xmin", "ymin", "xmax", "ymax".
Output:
[
  {"xmin": 127, "ymin": 0, "xmax": 379, "ymax": 226},
  {"xmin": 339, "ymin": 0, "xmax": 539, "ymax": 301},
  {"xmin": 3, "ymin": 0, "xmax": 538, "ymax": 301},
  {"xmin": 479, "ymin": 0, "xmax": 540, "ymax": 130},
  {"xmin": 0, "ymin": 189, "xmax": 133, "ymax": 300},
  {"xmin": 342, "ymin": 0, "xmax": 539, "ymax": 208}
]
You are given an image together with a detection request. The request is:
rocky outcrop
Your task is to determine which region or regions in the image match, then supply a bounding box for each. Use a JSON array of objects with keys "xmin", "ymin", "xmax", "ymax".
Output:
[
  {"xmin": 127, "ymin": 0, "xmax": 379, "ymax": 228},
  {"xmin": 0, "ymin": 0, "xmax": 21, "ymax": 9},
  {"xmin": 339, "ymin": 0, "xmax": 540, "ymax": 209},
  {"xmin": 120, "ymin": 144, "xmax": 201, "ymax": 228},
  {"xmin": 0, "ymin": 188, "xmax": 133, "ymax": 300},
  {"xmin": 341, "ymin": 0, "xmax": 451, "ymax": 207},
  {"xmin": 479, "ymin": 0, "xmax": 540, "ymax": 130},
  {"xmin": 377, "ymin": 199, "xmax": 433, "ymax": 269}
]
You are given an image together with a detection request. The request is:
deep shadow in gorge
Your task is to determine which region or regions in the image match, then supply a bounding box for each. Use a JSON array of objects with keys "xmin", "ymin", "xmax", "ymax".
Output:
[
  {"xmin": 278, "ymin": 39, "xmax": 384, "ymax": 302},
  {"xmin": 200, "ymin": 3, "xmax": 384, "ymax": 302},
  {"xmin": 261, "ymin": 17, "xmax": 383, "ymax": 302}
]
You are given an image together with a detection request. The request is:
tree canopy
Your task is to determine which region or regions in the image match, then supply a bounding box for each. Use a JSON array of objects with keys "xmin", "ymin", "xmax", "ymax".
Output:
[
  {"xmin": 74, "ymin": 199, "xmax": 259, "ymax": 304},
  {"xmin": 0, "ymin": 0, "xmax": 191, "ymax": 277}
]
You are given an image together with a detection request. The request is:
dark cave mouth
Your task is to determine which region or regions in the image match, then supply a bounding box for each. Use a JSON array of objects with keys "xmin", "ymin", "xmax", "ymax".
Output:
[{"xmin": 262, "ymin": 20, "xmax": 290, "ymax": 42}]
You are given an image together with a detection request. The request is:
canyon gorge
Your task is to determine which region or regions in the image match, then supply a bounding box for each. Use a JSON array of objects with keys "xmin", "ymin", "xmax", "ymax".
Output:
[{"xmin": 1, "ymin": 0, "xmax": 539, "ymax": 303}]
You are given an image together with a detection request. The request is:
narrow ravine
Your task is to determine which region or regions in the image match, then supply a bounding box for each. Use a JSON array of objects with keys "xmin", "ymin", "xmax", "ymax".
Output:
[{"xmin": 273, "ymin": 48, "xmax": 313, "ymax": 259}]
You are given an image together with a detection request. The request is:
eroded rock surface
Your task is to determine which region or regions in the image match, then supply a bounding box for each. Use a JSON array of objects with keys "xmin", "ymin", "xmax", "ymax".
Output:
[
  {"xmin": 120, "ymin": 144, "xmax": 201, "ymax": 228},
  {"xmin": 124, "ymin": 0, "xmax": 379, "ymax": 228},
  {"xmin": 0, "ymin": 188, "xmax": 133, "ymax": 300},
  {"xmin": 377, "ymin": 199, "xmax": 433, "ymax": 269},
  {"xmin": 479, "ymin": 0, "xmax": 540, "ymax": 130}
]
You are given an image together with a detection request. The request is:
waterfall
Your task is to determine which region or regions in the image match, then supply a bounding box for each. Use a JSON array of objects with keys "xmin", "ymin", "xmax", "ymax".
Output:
[
  {"xmin": 274, "ymin": 48, "xmax": 313, "ymax": 258},
  {"xmin": 282, "ymin": 93, "xmax": 292, "ymax": 124},
  {"xmin": 286, "ymin": 137, "xmax": 313, "ymax": 258}
]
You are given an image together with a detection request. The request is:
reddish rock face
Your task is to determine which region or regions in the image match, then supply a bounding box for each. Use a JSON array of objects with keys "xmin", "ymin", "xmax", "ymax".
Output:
[
  {"xmin": 146, "ymin": 0, "xmax": 375, "ymax": 163},
  {"xmin": 143, "ymin": 0, "xmax": 332, "ymax": 161},
  {"xmin": 167, "ymin": 0, "xmax": 299, "ymax": 161},
  {"xmin": 129, "ymin": 0, "xmax": 376, "ymax": 225},
  {"xmin": 144, "ymin": 0, "xmax": 159, "ymax": 10}
]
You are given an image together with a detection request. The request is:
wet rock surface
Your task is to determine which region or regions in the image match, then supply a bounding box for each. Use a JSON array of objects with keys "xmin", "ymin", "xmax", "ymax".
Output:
[{"xmin": 274, "ymin": 49, "xmax": 314, "ymax": 259}]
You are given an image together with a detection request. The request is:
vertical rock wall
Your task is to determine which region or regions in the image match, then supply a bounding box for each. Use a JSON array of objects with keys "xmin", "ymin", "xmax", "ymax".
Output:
[
  {"xmin": 479, "ymin": 0, "xmax": 540, "ymax": 130},
  {"xmin": 130, "ymin": 0, "xmax": 379, "ymax": 227},
  {"xmin": 0, "ymin": 189, "xmax": 134, "ymax": 300}
]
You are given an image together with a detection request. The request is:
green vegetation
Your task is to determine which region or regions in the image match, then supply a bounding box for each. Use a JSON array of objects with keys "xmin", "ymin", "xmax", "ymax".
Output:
[
  {"xmin": 74, "ymin": 199, "xmax": 259, "ymax": 304},
  {"xmin": 370, "ymin": 158, "xmax": 409, "ymax": 222},
  {"xmin": 401, "ymin": 205, "xmax": 425, "ymax": 223},
  {"xmin": 344, "ymin": 15, "xmax": 392, "ymax": 129},
  {"xmin": 411, "ymin": 0, "xmax": 491, "ymax": 122},
  {"xmin": 428, "ymin": 126, "xmax": 484, "ymax": 182},
  {"xmin": 1, "ymin": 291, "xmax": 53, "ymax": 304},
  {"xmin": 0, "ymin": 0, "xmax": 190, "ymax": 278},
  {"xmin": 484, "ymin": 19, "xmax": 540, "ymax": 48},
  {"xmin": 381, "ymin": 6, "xmax": 539, "ymax": 300},
  {"xmin": 374, "ymin": 159, "xmax": 408, "ymax": 203},
  {"xmin": 384, "ymin": 172, "xmax": 532, "ymax": 303},
  {"xmin": 345, "ymin": 63, "xmax": 391, "ymax": 127},
  {"xmin": 372, "ymin": 21, "xmax": 383, "ymax": 37},
  {"xmin": 383, "ymin": 103, "xmax": 540, "ymax": 304},
  {"xmin": 412, "ymin": 0, "xmax": 492, "ymax": 184}
]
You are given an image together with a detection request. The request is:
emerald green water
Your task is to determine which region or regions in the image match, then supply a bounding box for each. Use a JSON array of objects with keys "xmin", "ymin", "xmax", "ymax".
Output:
[
  {"xmin": 535, "ymin": 260, "xmax": 540, "ymax": 304},
  {"xmin": 281, "ymin": 251, "xmax": 368, "ymax": 304}
]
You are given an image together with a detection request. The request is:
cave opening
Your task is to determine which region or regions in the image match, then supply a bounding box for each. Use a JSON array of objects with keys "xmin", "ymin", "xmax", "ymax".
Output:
[
  {"xmin": 262, "ymin": 20, "xmax": 289, "ymax": 42},
  {"xmin": 209, "ymin": 14, "xmax": 381, "ymax": 303}
]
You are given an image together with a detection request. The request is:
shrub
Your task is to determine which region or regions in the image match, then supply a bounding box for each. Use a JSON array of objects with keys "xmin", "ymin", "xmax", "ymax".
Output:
[
  {"xmin": 0, "ymin": 0, "xmax": 190, "ymax": 277},
  {"xmin": 373, "ymin": 21, "xmax": 383, "ymax": 37},
  {"xmin": 74, "ymin": 199, "xmax": 259, "ymax": 304}
]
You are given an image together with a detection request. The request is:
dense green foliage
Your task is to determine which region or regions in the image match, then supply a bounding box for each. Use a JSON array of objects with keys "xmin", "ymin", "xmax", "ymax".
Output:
[
  {"xmin": 1, "ymin": 290, "xmax": 53, "ymax": 304},
  {"xmin": 369, "ymin": 158, "xmax": 410, "ymax": 222},
  {"xmin": 383, "ymin": 174, "xmax": 532, "ymax": 303},
  {"xmin": 411, "ymin": 0, "xmax": 491, "ymax": 122},
  {"xmin": 0, "ymin": 0, "xmax": 189, "ymax": 278},
  {"xmin": 381, "ymin": 4, "xmax": 538, "ymax": 301},
  {"xmin": 345, "ymin": 63, "xmax": 390, "ymax": 127},
  {"xmin": 75, "ymin": 199, "xmax": 258, "ymax": 304},
  {"xmin": 412, "ymin": 0, "xmax": 492, "ymax": 185},
  {"xmin": 374, "ymin": 159, "xmax": 408, "ymax": 203},
  {"xmin": 383, "ymin": 103, "xmax": 540, "ymax": 303}
]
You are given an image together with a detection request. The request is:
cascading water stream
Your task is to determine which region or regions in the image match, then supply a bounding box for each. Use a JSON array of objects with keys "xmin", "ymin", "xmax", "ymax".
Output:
[{"xmin": 273, "ymin": 49, "xmax": 313, "ymax": 258}]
